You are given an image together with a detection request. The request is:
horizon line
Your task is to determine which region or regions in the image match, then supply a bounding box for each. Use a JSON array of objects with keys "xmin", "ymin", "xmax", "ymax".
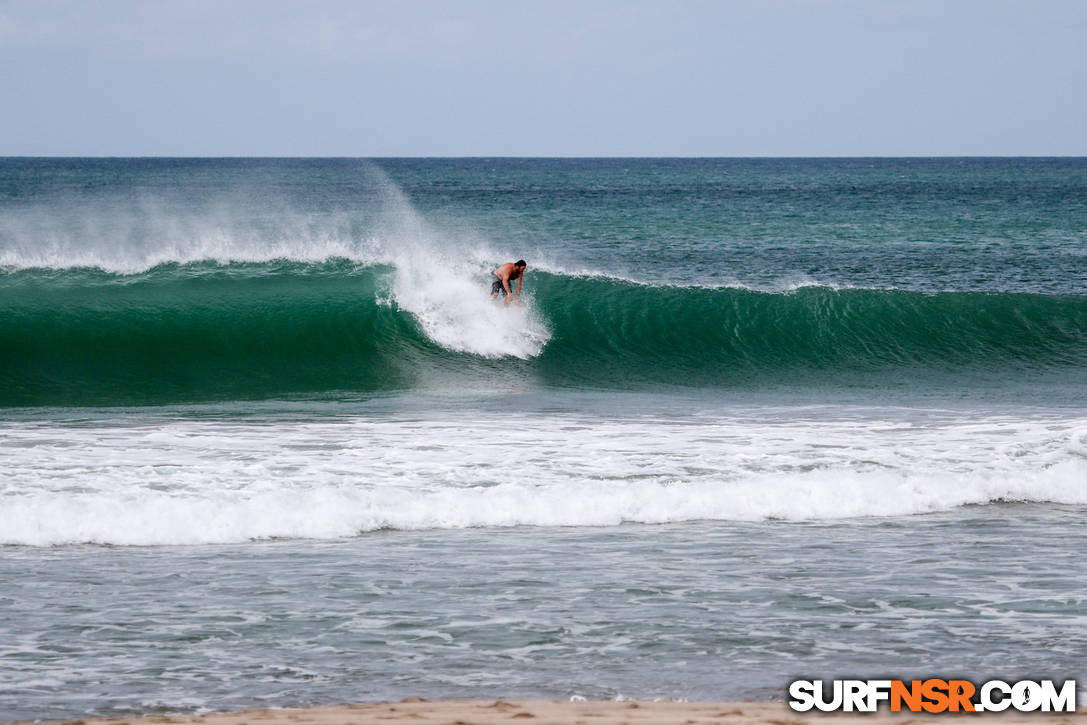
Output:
[{"xmin": 3, "ymin": 154, "xmax": 1087, "ymax": 160}]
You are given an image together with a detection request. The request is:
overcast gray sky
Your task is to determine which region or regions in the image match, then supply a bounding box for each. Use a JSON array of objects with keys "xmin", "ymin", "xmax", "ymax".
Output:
[{"xmin": 1, "ymin": 0, "xmax": 1084, "ymax": 156}]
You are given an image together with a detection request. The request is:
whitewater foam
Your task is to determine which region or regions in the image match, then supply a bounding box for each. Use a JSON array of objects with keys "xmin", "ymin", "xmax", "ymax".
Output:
[
  {"xmin": 386, "ymin": 261, "xmax": 549, "ymax": 358},
  {"xmin": 364, "ymin": 164, "xmax": 551, "ymax": 358},
  {"xmin": 2, "ymin": 408, "xmax": 1084, "ymax": 546}
]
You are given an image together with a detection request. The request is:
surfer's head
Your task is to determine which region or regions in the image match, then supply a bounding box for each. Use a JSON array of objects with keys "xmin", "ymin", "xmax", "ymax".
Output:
[{"xmin": 515, "ymin": 259, "xmax": 527, "ymax": 269}]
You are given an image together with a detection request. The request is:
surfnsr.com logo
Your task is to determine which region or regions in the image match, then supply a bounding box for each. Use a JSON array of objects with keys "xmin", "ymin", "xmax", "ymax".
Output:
[{"xmin": 788, "ymin": 679, "xmax": 1077, "ymax": 713}]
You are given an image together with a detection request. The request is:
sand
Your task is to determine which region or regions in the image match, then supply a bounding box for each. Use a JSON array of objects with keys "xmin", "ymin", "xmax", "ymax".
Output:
[{"xmin": 8, "ymin": 700, "xmax": 1085, "ymax": 725}]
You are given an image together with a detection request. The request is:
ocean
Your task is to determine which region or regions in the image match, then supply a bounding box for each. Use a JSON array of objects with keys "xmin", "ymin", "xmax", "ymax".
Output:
[{"xmin": 1, "ymin": 158, "xmax": 1085, "ymax": 719}]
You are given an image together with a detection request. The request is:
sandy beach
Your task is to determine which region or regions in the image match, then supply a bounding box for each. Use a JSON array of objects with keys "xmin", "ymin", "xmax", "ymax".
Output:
[{"xmin": 8, "ymin": 700, "xmax": 1086, "ymax": 725}]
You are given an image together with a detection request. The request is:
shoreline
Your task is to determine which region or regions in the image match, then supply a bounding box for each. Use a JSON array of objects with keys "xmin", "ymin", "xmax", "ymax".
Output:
[{"xmin": 7, "ymin": 700, "xmax": 1086, "ymax": 725}]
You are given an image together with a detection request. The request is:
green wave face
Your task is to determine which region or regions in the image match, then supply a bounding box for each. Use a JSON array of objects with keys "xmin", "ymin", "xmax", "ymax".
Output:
[
  {"xmin": 3, "ymin": 263, "xmax": 1086, "ymax": 406},
  {"xmin": 536, "ymin": 275, "xmax": 1087, "ymax": 383},
  {"xmin": 1, "ymin": 263, "xmax": 424, "ymax": 405}
]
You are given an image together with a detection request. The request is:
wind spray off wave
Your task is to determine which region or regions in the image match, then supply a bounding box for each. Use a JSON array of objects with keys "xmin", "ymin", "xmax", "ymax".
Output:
[
  {"xmin": 0, "ymin": 161, "xmax": 552, "ymax": 403},
  {"xmin": 367, "ymin": 166, "xmax": 549, "ymax": 359}
]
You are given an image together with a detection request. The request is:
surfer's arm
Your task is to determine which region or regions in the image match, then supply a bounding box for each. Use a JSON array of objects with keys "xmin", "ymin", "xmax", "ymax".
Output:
[{"xmin": 515, "ymin": 275, "xmax": 523, "ymax": 297}]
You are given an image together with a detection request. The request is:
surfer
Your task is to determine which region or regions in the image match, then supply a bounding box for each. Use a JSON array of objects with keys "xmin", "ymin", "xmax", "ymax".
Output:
[{"xmin": 491, "ymin": 260, "xmax": 527, "ymax": 305}]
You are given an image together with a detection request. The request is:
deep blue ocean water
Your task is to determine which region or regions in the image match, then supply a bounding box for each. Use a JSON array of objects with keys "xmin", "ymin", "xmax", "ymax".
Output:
[{"xmin": 1, "ymin": 158, "xmax": 1085, "ymax": 718}]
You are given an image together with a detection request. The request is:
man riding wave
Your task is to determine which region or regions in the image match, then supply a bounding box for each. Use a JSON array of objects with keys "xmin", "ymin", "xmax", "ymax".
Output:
[{"xmin": 491, "ymin": 260, "xmax": 526, "ymax": 306}]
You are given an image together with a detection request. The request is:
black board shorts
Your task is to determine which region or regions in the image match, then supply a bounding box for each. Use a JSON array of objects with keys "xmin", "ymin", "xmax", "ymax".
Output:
[{"xmin": 491, "ymin": 275, "xmax": 508, "ymax": 295}]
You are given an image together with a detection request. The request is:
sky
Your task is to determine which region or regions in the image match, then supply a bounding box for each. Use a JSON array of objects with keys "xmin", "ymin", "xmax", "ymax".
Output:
[{"xmin": 1, "ymin": 0, "xmax": 1084, "ymax": 156}]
